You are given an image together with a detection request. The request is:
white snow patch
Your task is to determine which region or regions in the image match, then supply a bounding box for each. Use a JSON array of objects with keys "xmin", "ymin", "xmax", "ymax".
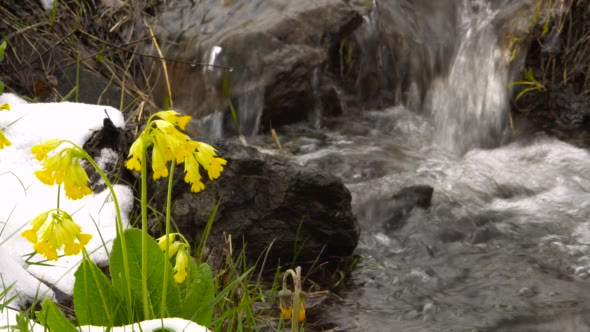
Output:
[
  {"xmin": 0, "ymin": 307, "xmax": 208, "ymax": 331},
  {"xmin": 0, "ymin": 98, "xmax": 132, "ymax": 307}
]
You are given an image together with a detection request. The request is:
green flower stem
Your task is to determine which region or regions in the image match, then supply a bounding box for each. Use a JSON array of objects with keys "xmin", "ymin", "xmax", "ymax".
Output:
[
  {"xmin": 141, "ymin": 146, "xmax": 150, "ymax": 319},
  {"xmin": 83, "ymin": 150, "xmax": 134, "ymax": 322},
  {"xmin": 160, "ymin": 159, "xmax": 175, "ymax": 318},
  {"xmin": 57, "ymin": 185, "xmax": 61, "ymax": 209},
  {"xmin": 283, "ymin": 267, "xmax": 302, "ymax": 332}
]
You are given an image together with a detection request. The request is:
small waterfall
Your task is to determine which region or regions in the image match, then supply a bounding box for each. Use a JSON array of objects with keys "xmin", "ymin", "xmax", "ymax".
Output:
[
  {"xmin": 237, "ymin": 89, "xmax": 264, "ymax": 137},
  {"xmin": 427, "ymin": 0, "xmax": 511, "ymax": 153}
]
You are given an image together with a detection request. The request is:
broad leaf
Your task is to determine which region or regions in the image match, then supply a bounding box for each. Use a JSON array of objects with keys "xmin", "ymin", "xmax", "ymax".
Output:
[
  {"xmin": 110, "ymin": 229, "xmax": 182, "ymax": 321},
  {"xmin": 181, "ymin": 261, "xmax": 215, "ymax": 326},
  {"xmin": 36, "ymin": 299, "xmax": 78, "ymax": 332},
  {"xmin": 74, "ymin": 258, "xmax": 126, "ymax": 326}
]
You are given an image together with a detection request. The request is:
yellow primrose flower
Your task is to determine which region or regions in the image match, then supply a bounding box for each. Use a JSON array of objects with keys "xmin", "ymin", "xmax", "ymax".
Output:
[
  {"xmin": 173, "ymin": 246, "xmax": 189, "ymax": 283},
  {"xmin": 21, "ymin": 209, "xmax": 92, "ymax": 261},
  {"xmin": 125, "ymin": 110, "xmax": 226, "ymax": 192},
  {"xmin": 154, "ymin": 110, "xmax": 192, "ymax": 130},
  {"xmin": 157, "ymin": 233, "xmax": 191, "ymax": 283},
  {"xmin": 298, "ymin": 292, "xmax": 306, "ymax": 323},
  {"xmin": 125, "ymin": 137, "xmax": 144, "ymax": 172},
  {"xmin": 32, "ymin": 140, "xmax": 92, "ymax": 200},
  {"xmin": 32, "ymin": 139, "xmax": 62, "ymax": 161},
  {"xmin": 183, "ymin": 153, "xmax": 205, "ymax": 193},
  {"xmin": 279, "ymin": 288, "xmax": 293, "ymax": 320},
  {"xmin": 156, "ymin": 233, "xmax": 182, "ymax": 259},
  {"xmin": 194, "ymin": 142, "xmax": 227, "ymax": 180}
]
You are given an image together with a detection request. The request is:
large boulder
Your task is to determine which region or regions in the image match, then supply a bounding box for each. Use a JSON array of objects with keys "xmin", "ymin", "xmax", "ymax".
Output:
[{"xmin": 155, "ymin": 141, "xmax": 359, "ymax": 266}]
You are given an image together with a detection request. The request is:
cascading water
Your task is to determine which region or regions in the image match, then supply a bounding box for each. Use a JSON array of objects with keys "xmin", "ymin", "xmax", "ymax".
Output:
[
  {"xmin": 291, "ymin": 1, "xmax": 590, "ymax": 331},
  {"xmin": 428, "ymin": 0, "xmax": 509, "ymax": 153}
]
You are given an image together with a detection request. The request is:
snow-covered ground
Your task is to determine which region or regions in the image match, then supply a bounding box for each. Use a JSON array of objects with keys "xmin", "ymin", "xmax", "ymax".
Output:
[
  {"xmin": 0, "ymin": 94, "xmax": 192, "ymax": 330},
  {"xmin": 0, "ymin": 306, "xmax": 208, "ymax": 331},
  {"xmin": 0, "ymin": 93, "xmax": 133, "ymax": 307}
]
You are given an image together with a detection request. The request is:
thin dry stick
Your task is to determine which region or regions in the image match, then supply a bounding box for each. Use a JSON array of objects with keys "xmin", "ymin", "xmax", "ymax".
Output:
[
  {"xmin": 271, "ymin": 128, "xmax": 282, "ymax": 150},
  {"xmin": 145, "ymin": 22, "xmax": 173, "ymax": 107}
]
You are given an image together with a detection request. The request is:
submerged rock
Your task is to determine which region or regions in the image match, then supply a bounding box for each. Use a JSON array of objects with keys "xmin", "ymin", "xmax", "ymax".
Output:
[{"xmin": 383, "ymin": 185, "xmax": 433, "ymax": 232}]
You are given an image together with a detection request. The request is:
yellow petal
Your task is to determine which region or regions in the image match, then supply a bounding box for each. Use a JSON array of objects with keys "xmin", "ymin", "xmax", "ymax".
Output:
[
  {"xmin": 31, "ymin": 139, "xmax": 62, "ymax": 161},
  {"xmin": 34, "ymin": 169, "xmax": 54, "ymax": 185},
  {"xmin": 64, "ymin": 183, "xmax": 92, "ymax": 200},
  {"xmin": 280, "ymin": 307, "xmax": 292, "ymax": 320},
  {"xmin": 0, "ymin": 130, "xmax": 11, "ymax": 149},
  {"xmin": 173, "ymin": 248, "xmax": 189, "ymax": 283},
  {"xmin": 21, "ymin": 229, "xmax": 38, "ymax": 244},
  {"xmin": 125, "ymin": 157, "xmax": 142, "ymax": 172},
  {"xmin": 298, "ymin": 307, "xmax": 306, "ymax": 323},
  {"xmin": 64, "ymin": 242, "xmax": 82, "ymax": 256},
  {"xmin": 151, "ymin": 141, "xmax": 169, "ymax": 180},
  {"xmin": 35, "ymin": 241, "xmax": 58, "ymax": 261},
  {"xmin": 207, "ymin": 157, "xmax": 227, "ymax": 180},
  {"xmin": 190, "ymin": 181, "xmax": 205, "ymax": 193},
  {"xmin": 31, "ymin": 211, "xmax": 50, "ymax": 230},
  {"xmin": 78, "ymin": 233, "xmax": 92, "ymax": 246},
  {"xmin": 155, "ymin": 110, "xmax": 192, "ymax": 130}
]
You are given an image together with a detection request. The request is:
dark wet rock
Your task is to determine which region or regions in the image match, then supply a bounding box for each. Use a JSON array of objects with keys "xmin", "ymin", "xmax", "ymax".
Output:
[
  {"xmin": 438, "ymin": 229, "xmax": 466, "ymax": 243},
  {"xmin": 383, "ymin": 185, "xmax": 433, "ymax": 232},
  {"xmin": 149, "ymin": 0, "xmax": 363, "ymax": 134},
  {"xmin": 150, "ymin": 141, "xmax": 359, "ymax": 266},
  {"xmin": 469, "ymin": 224, "xmax": 502, "ymax": 244},
  {"xmin": 82, "ymin": 117, "xmax": 135, "ymax": 192}
]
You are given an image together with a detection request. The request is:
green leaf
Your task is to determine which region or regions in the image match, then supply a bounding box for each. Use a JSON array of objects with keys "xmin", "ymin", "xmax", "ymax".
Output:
[
  {"xmin": 515, "ymin": 87, "xmax": 537, "ymax": 102},
  {"xmin": 49, "ymin": 0, "xmax": 59, "ymax": 24},
  {"xmin": 74, "ymin": 257, "xmax": 126, "ymax": 326},
  {"xmin": 222, "ymin": 77, "xmax": 242, "ymax": 136},
  {"xmin": 110, "ymin": 229, "xmax": 183, "ymax": 321},
  {"xmin": 181, "ymin": 261, "xmax": 215, "ymax": 326},
  {"xmin": 0, "ymin": 41, "xmax": 6, "ymax": 62},
  {"xmin": 35, "ymin": 299, "xmax": 78, "ymax": 332}
]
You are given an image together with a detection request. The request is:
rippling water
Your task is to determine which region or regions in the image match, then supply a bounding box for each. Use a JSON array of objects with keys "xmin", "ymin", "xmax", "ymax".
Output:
[
  {"xmin": 291, "ymin": 104, "xmax": 590, "ymax": 331},
  {"xmin": 289, "ymin": 1, "xmax": 590, "ymax": 330}
]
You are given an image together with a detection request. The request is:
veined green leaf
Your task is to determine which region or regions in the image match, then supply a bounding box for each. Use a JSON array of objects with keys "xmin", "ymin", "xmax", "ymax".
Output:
[
  {"xmin": 74, "ymin": 257, "xmax": 126, "ymax": 326},
  {"xmin": 110, "ymin": 229, "xmax": 182, "ymax": 322},
  {"xmin": 181, "ymin": 261, "xmax": 215, "ymax": 326},
  {"xmin": 36, "ymin": 299, "xmax": 78, "ymax": 332}
]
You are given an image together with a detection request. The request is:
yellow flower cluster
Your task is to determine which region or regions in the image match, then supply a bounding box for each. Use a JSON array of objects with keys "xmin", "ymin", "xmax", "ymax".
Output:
[
  {"xmin": 32, "ymin": 140, "xmax": 92, "ymax": 200},
  {"xmin": 157, "ymin": 233, "xmax": 190, "ymax": 283},
  {"xmin": 21, "ymin": 209, "xmax": 92, "ymax": 261},
  {"xmin": 0, "ymin": 103, "xmax": 11, "ymax": 149},
  {"xmin": 125, "ymin": 110, "xmax": 227, "ymax": 192}
]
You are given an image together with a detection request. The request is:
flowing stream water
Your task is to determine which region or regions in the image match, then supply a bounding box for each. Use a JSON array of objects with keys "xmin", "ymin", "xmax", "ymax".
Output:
[
  {"xmin": 290, "ymin": 1, "xmax": 590, "ymax": 331},
  {"xmin": 159, "ymin": 0, "xmax": 590, "ymax": 330}
]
